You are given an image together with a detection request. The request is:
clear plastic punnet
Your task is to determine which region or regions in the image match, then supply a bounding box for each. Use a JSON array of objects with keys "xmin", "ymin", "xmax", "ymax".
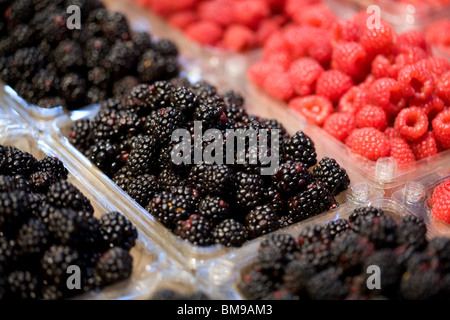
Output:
[{"xmin": 0, "ymin": 125, "xmax": 184, "ymax": 300}]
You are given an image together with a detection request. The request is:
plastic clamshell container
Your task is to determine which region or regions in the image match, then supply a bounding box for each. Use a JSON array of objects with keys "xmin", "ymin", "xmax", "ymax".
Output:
[
  {"xmin": 0, "ymin": 125, "xmax": 182, "ymax": 300},
  {"xmin": 200, "ymin": 196, "xmax": 420, "ymax": 300},
  {"xmin": 50, "ymin": 99, "xmax": 383, "ymax": 272}
]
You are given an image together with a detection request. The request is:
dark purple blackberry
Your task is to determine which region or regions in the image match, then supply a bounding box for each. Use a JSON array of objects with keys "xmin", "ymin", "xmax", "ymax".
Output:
[
  {"xmin": 125, "ymin": 135, "xmax": 157, "ymax": 176},
  {"xmin": 145, "ymin": 81, "xmax": 175, "ymax": 111},
  {"xmin": 312, "ymin": 157, "xmax": 350, "ymax": 196},
  {"xmin": 112, "ymin": 76, "xmax": 139, "ymax": 98},
  {"xmin": 125, "ymin": 83, "xmax": 153, "ymax": 115},
  {"xmin": 10, "ymin": 24, "xmax": 35, "ymax": 52},
  {"xmin": 255, "ymin": 245, "xmax": 289, "ymax": 278},
  {"xmin": 170, "ymin": 86, "xmax": 199, "ymax": 115},
  {"xmin": 224, "ymin": 103, "xmax": 248, "ymax": 123},
  {"xmin": 30, "ymin": 68, "xmax": 60, "ymax": 100},
  {"xmin": 193, "ymin": 103, "xmax": 227, "ymax": 130},
  {"xmin": 222, "ymin": 90, "xmax": 244, "ymax": 108},
  {"xmin": 86, "ymin": 87, "xmax": 108, "ymax": 105},
  {"xmin": 187, "ymin": 164, "xmax": 235, "ymax": 197},
  {"xmin": 245, "ymin": 205, "xmax": 280, "ymax": 239},
  {"xmin": 7, "ymin": 271, "xmax": 40, "ymax": 300},
  {"xmin": 239, "ymin": 269, "xmax": 276, "ymax": 300},
  {"xmin": 287, "ymin": 181, "xmax": 338, "ymax": 223},
  {"xmin": 152, "ymin": 39, "xmax": 179, "ymax": 57},
  {"xmin": 235, "ymin": 172, "xmax": 265, "ymax": 210},
  {"xmin": 16, "ymin": 218, "xmax": 50, "ymax": 256},
  {"xmin": 170, "ymin": 77, "xmax": 192, "ymax": 89},
  {"xmin": 53, "ymin": 40, "xmax": 84, "ymax": 73},
  {"xmin": 427, "ymin": 238, "xmax": 450, "ymax": 272},
  {"xmin": 0, "ymin": 191, "xmax": 29, "ymax": 230},
  {"xmin": 147, "ymin": 107, "xmax": 186, "ymax": 145},
  {"xmin": 111, "ymin": 166, "xmax": 134, "ymax": 191},
  {"xmin": 13, "ymin": 81, "xmax": 37, "ymax": 103},
  {"xmin": 87, "ymin": 141, "xmax": 121, "ymax": 177},
  {"xmin": 211, "ymin": 219, "xmax": 247, "ymax": 247},
  {"xmin": 400, "ymin": 270, "xmax": 445, "ymax": 300},
  {"xmin": 297, "ymin": 225, "xmax": 329, "ymax": 247},
  {"xmin": 272, "ymin": 160, "xmax": 311, "ymax": 194},
  {"xmin": 0, "ymin": 175, "xmax": 31, "ymax": 193},
  {"xmin": 60, "ymin": 73, "xmax": 87, "ymax": 107},
  {"xmin": 349, "ymin": 206, "xmax": 385, "ymax": 222},
  {"xmin": 169, "ymin": 186, "xmax": 201, "ymax": 213},
  {"xmin": 103, "ymin": 40, "xmax": 137, "ymax": 76},
  {"xmin": 305, "ymin": 267, "xmax": 348, "ymax": 300},
  {"xmin": 404, "ymin": 251, "xmax": 441, "ymax": 274},
  {"xmin": 84, "ymin": 37, "xmax": 110, "ymax": 69},
  {"xmin": 99, "ymin": 211, "xmax": 138, "ymax": 250},
  {"xmin": 38, "ymin": 156, "xmax": 68, "ymax": 180},
  {"xmin": 126, "ymin": 174, "xmax": 158, "ymax": 207},
  {"xmin": 352, "ymin": 215, "xmax": 397, "ymax": 249},
  {"xmin": 95, "ymin": 247, "xmax": 133, "ymax": 286},
  {"xmin": 299, "ymin": 240, "xmax": 332, "ymax": 271},
  {"xmin": 131, "ymin": 31, "xmax": 153, "ymax": 55},
  {"xmin": 35, "ymin": 9, "xmax": 68, "ymax": 45},
  {"xmin": 9, "ymin": 47, "xmax": 44, "ymax": 81},
  {"xmin": 191, "ymin": 81, "xmax": 217, "ymax": 101},
  {"xmin": 282, "ymin": 259, "xmax": 315, "ymax": 296},
  {"xmin": 45, "ymin": 180, "xmax": 94, "ymax": 215},
  {"xmin": 101, "ymin": 11, "xmax": 130, "ymax": 43},
  {"xmin": 7, "ymin": 0, "xmax": 33, "ymax": 23},
  {"xmin": 29, "ymin": 171, "xmax": 55, "ymax": 193},
  {"xmin": 174, "ymin": 214, "xmax": 213, "ymax": 246},
  {"xmin": 69, "ymin": 119, "xmax": 93, "ymax": 154},
  {"xmin": 137, "ymin": 50, "xmax": 167, "ymax": 83},
  {"xmin": 260, "ymin": 233, "xmax": 298, "ymax": 255},
  {"xmin": 157, "ymin": 169, "xmax": 185, "ymax": 192},
  {"xmin": 397, "ymin": 215, "xmax": 427, "ymax": 251},
  {"xmin": 278, "ymin": 214, "xmax": 296, "ymax": 229},
  {"xmin": 323, "ymin": 219, "xmax": 350, "ymax": 240},
  {"xmin": 87, "ymin": 67, "xmax": 111, "ymax": 90},
  {"xmin": 283, "ymin": 131, "xmax": 317, "ymax": 168},
  {"xmin": 146, "ymin": 192, "xmax": 192, "ymax": 228},
  {"xmin": 198, "ymin": 195, "xmax": 229, "ymax": 223},
  {"xmin": 262, "ymin": 118, "xmax": 288, "ymax": 138},
  {"xmin": 0, "ymin": 237, "xmax": 17, "ymax": 273},
  {"xmin": 263, "ymin": 186, "xmax": 285, "ymax": 214},
  {"xmin": 1, "ymin": 146, "xmax": 39, "ymax": 177}
]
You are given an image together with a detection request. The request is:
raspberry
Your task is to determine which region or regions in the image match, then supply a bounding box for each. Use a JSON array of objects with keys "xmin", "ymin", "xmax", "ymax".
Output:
[
  {"xmin": 248, "ymin": 60, "xmax": 285, "ymax": 87},
  {"xmin": 284, "ymin": 0, "xmax": 317, "ymax": 18},
  {"xmin": 371, "ymin": 54, "xmax": 400, "ymax": 79},
  {"xmin": 360, "ymin": 21, "xmax": 396, "ymax": 57},
  {"xmin": 331, "ymin": 20, "xmax": 362, "ymax": 45},
  {"xmin": 435, "ymin": 71, "xmax": 450, "ymax": 105},
  {"xmin": 289, "ymin": 95, "xmax": 333, "ymax": 126},
  {"xmin": 432, "ymin": 109, "xmax": 450, "ymax": 147},
  {"xmin": 409, "ymin": 131, "xmax": 438, "ymax": 160},
  {"xmin": 288, "ymin": 58, "xmax": 323, "ymax": 96},
  {"xmin": 148, "ymin": 0, "xmax": 175, "ymax": 17},
  {"xmin": 168, "ymin": 11, "xmax": 198, "ymax": 30},
  {"xmin": 398, "ymin": 30, "xmax": 429, "ymax": 52},
  {"xmin": 223, "ymin": 25, "xmax": 255, "ymax": 52},
  {"xmin": 346, "ymin": 127, "xmax": 390, "ymax": 161},
  {"xmin": 232, "ymin": 0, "xmax": 270, "ymax": 30},
  {"xmin": 410, "ymin": 95, "xmax": 444, "ymax": 120},
  {"xmin": 255, "ymin": 18, "xmax": 283, "ymax": 46},
  {"xmin": 425, "ymin": 19, "xmax": 450, "ymax": 50},
  {"xmin": 369, "ymin": 77, "xmax": 406, "ymax": 115},
  {"xmin": 197, "ymin": 0, "xmax": 233, "ymax": 27},
  {"xmin": 263, "ymin": 71, "xmax": 295, "ymax": 101},
  {"xmin": 307, "ymin": 29, "xmax": 332, "ymax": 66},
  {"xmin": 394, "ymin": 46, "xmax": 428, "ymax": 68},
  {"xmin": 337, "ymin": 86, "xmax": 369, "ymax": 115},
  {"xmin": 394, "ymin": 107, "xmax": 429, "ymax": 141},
  {"xmin": 264, "ymin": 32, "xmax": 291, "ymax": 58},
  {"xmin": 431, "ymin": 197, "xmax": 450, "ymax": 224},
  {"xmin": 323, "ymin": 112, "xmax": 356, "ymax": 142},
  {"xmin": 185, "ymin": 21, "xmax": 223, "ymax": 46},
  {"xmin": 384, "ymin": 127, "xmax": 402, "ymax": 140},
  {"xmin": 315, "ymin": 70, "xmax": 353, "ymax": 104},
  {"xmin": 398, "ymin": 63, "xmax": 434, "ymax": 101},
  {"xmin": 331, "ymin": 41, "xmax": 369, "ymax": 81},
  {"xmin": 282, "ymin": 26, "xmax": 310, "ymax": 58},
  {"xmin": 431, "ymin": 179, "xmax": 450, "ymax": 206},
  {"xmin": 355, "ymin": 104, "xmax": 387, "ymax": 131},
  {"xmin": 389, "ymin": 137, "xmax": 416, "ymax": 164},
  {"xmin": 292, "ymin": 4, "xmax": 336, "ymax": 30},
  {"xmin": 171, "ymin": 0, "xmax": 197, "ymax": 11}
]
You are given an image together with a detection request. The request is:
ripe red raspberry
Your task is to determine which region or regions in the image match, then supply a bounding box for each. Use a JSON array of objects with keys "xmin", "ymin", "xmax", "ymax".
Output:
[
  {"xmin": 369, "ymin": 77, "xmax": 406, "ymax": 115},
  {"xmin": 432, "ymin": 109, "xmax": 450, "ymax": 147},
  {"xmin": 315, "ymin": 70, "xmax": 353, "ymax": 104},
  {"xmin": 283, "ymin": 26, "xmax": 310, "ymax": 58},
  {"xmin": 431, "ymin": 179, "xmax": 450, "ymax": 205},
  {"xmin": 371, "ymin": 54, "xmax": 400, "ymax": 79},
  {"xmin": 409, "ymin": 131, "xmax": 438, "ymax": 160},
  {"xmin": 425, "ymin": 19, "xmax": 450, "ymax": 51},
  {"xmin": 197, "ymin": 0, "xmax": 233, "ymax": 27},
  {"xmin": 331, "ymin": 41, "xmax": 369, "ymax": 81},
  {"xmin": 223, "ymin": 25, "xmax": 256, "ymax": 52},
  {"xmin": 360, "ymin": 21, "xmax": 396, "ymax": 57},
  {"xmin": 423, "ymin": 57, "xmax": 450, "ymax": 80},
  {"xmin": 394, "ymin": 107, "xmax": 429, "ymax": 141},
  {"xmin": 355, "ymin": 104, "xmax": 387, "ymax": 131},
  {"xmin": 398, "ymin": 30, "xmax": 429, "ymax": 52},
  {"xmin": 255, "ymin": 18, "xmax": 284, "ymax": 46},
  {"xmin": 168, "ymin": 11, "xmax": 198, "ymax": 30},
  {"xmin": 435, "ymin": 71, "xmax": 450, "ymax": 105},
  {"xmin": 248, "ymin": 60, "xmax": 285, "ymax": 87},
  {"xmin": 410, "ymin": 95, "xmax": 444, "ymax": 120},
  {"xmin": 397, "ymin": 63, "xmax": 434, "ymax": 101},
  {"xmin": 384, "ymin": 127, "xmax": 402, "ymax": 140},
  {"xmin": 307, "ymin": 28, "xmax": 332, "ymax": 66},
  {"xmin": 263, "ymin": 71, "xmax": 295, "ymax": 101},
  {"xmin": 389, "ymin": 137, "xmax": 416, "ymax": 164},
  {"xmin": 148, "ymin": 0, "xmax": 176, "ymax": 16},
  {"xmin": 331, "ymin": 19, "xmax": 362, "ymax": 45},
  {"xmin": 431, "ymin": 197, "xmax": 450, "ymax": 224},
  {"xmin": 185, "ymin": 21, "xmax": 223, "ymax": 46},
  {"xmin": 338, "ymin": 85, "xmax": 370, "ymax": 115},
  {"xmin": 292, "ymin": 4, "xmax": 336, "ymax": 30},
  {"xmin": 288, "ymin": 57, "xmax": 323, "ymax": 96},
  {"xmin": 284, "ymin": 0, "xmax": 320, "ymax": 18},
  {"xmin": 232, "ymin": 0, "xmax": 270, "ymax": 30},
  {"xmin": 394, "ymin": 45, "xmax": 428, "ymax": 68},
  {"xmin": 289, "ymin": 95, "xmax": 333, "ymax": 126},
  {"xmin": 323, "ymin": 112, "xmax": 356, "ymax": 142},
  {"xmin": 171, "ymin": 0, "xmax": 198, "ymax": 11},
  {"xmin": 345, "ymin": 127, "xmax": 390, "ymax": 161}
]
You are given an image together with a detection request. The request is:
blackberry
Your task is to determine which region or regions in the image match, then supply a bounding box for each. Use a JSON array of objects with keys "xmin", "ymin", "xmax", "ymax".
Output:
[
  {"xmin": 191, "ymin": 81, "xmax": 217, "ymax": 101},
  {"xmin": 300, "ymin": 241, "xmax": 332, "ymax": 271},
  {"xmin": 29, "ymin": 171, "xmax": 55, "ymax": 193},
  {"xmin": 53, "ymin": 40, "xmax": 84, "ymax": 72},
  {"xmin": 99, "ymin": 211, "xmax": 138, "ymax": 250},
  {"xmin": 404, "ymin": 251, "xmax": 441, "ymax": 274},
  {"xmin": 174, "ymin": 214, "xmax": 213, "ymax": 246},
  {"xmin": 287, "ymin": 181, "xmax": 338, "ymax": 223},
  {"xmin": 297, "ymin": 225, "xmax": 329, "ymax": 247},
  {"xmin": 157, "ymin": 169, "xmax": 185, "ymax": 191},
  {"xmin": 400, "ymin": 270, "xmax": 445, "ymax": 300},
  {"xmin": 256, "ymin": 245, "xmax": 290, "ymax": 278},
  {"xmin": 193, "ymin": 103, "xmax": 227, "ymax": 130},
  {"xmin": 113, "ymin": 76, "xmax": 139, "ymax": 98},
  {"xmin": 8, "ymin": 0, "xmax": 34, "ymax": 23},
  {"xmin": 224, "ymin": 103, "xmax": 248, "ymax": 123},
  {"xmin": 125, "ymin": 136, "xmax": 157, "ymax": 176},
  {"xmin": 0, "ymin": 175, "xmax": 31, "ymax": 192},
  {"xmin": 235, "ymin": 172, "xmax": 265, "ymax": 210},
  {"xmin": 278, "ymin": 214, "xmax": 296, "ymax": 229},
  {"xmin": 211, "ymin": 219, "xmax": 247, "ymax": 247},
  {"xmin": 101, "ymin": 11, "xmax": 130, "ymax": 43},
  {"xmin": 260, "ymin": 233, "xmax": 298, "ymax": 255},
  {"xmin": 46, "ymin": 180, "xmax": 94, "ymax": 215},
  {"xmin": 35, "ymin": 9, "xmax": 68, "ymax": 45},
  {"xmin": 0, "ymin": 237, "xmax": 17, "ymax": 273},
  {"xmin": 30, "ymin": 69, "xmax": 59, "ymax": 100},
  {"xmin": 222, "ymin": 90, "xmax": 244, "ymax": 108},
  {"xmin": 93, "ymin": 109, "xmax": 141, "ymax": 143},
  {"xmin": 60, "ymin": 73, "xmax": 87, "ymax": 107},
  {"xmin": 7, "ymin": 271, "xmax": 40, "ymax": 300},
  {"xmin": 131, "ymin": 31, "xmax": 153, "ymax": 55},
  {"xmin": 112, "ymin": 166, "xmax": 134, "ymax": 191},
  {"xmin": 103, "ymin": 40, "xmax": 138, "ymax": 76},
  {"xmin": 198, "ymin": 195, "xmax": 230, "ymax": 224},
  {"xmin": 36, "ymin": 96, "xmax": 66, "ymax": 109},
  {"xmin": 169, "ymin": 185, "xmax": 201, "ymax": 210},
  {"xmin": 152, "ymin": 39, "xmax": 179, "ymax": 57},
  {"xmin": 87, "ymin": 67, "xmax": 111, "ymax": 89},
  {"xmin": 95, "ymin": 247, "xmax": 133, "ymax": 286},
  {"xmin": 137, "ymin": 50, "xmax": 167, "ymax": 83},
  {"xmin": 263, "ymin": 186, "xmax": 285, "ymax": 214},
  {"xmin": 87, "ymin": 141, "xmax": 121, "ymax": 177},
  {"xmin": 16, "ymin": 218, "xmax": 50, "ymax": 256},
  {"xmin": 427, "ymin": 238, "xmax": 450, "ymax": 272},
  {"xmin": 282, "ymin": 259, "xmax": 315, "ymax": 295},
  {"xmin": 352, "ymin": 215, "xmax": 397, "ymax": 249},
  {"xmin": 349, "ymin": 206, "xmax": 385, "ymax": 222},
  {"xmin": 187, "ymin": 164, "xmax": 235, "ymax": 197},
  {"xmin": 239, "ymin": 270, "xmax": 275, "ymax": 300},
  {"xmin": 38, "ymin": 156, "xmax": 69, "ymax": 180},
  {"xmin": 9, "ymin": 47, "xmax": 44, "ymax": 81},
  {"xmin": 305, "ymin": 267, "xmax": 348, "ymax": 300},
  {"xmin": 146, "ymin": 81, "xmax": 175, "ymax": 110},
  {"xmin": 126, "ymin": 174, "xmax": 158, "ymax": 207},
  {"xmin": 245, "ymin": 205, "xmax": 280, "ymax": 239},
  {"xmin": 146, "ymin": 192, "xmax": 192, "ymax": 228},
  {"xmin": 396, "ymin": 215, "xmax": 427, "ymax": 251},
  {"xmin": 170, "ymin": 86, "xmax": 199, "ymax": 115},
  {"xmin": 323, "ymin": 219, "xmax": 350, "ymax": 240},
  {"xmin": 147, "ymin": 107, "xmax": 186, "ymax": 145},
  {"xmin": 69, "ymin": 119, "xmax": 93, "ymax": 153},
  {"xmin": 262, "ymin": 119, "xmax": 288, "ymax": 138},
  {"xmin": 86, "ymin": 87, "xmax": 108, "ymax": 105},
  {"xmin": 312, "ymin": 157, "xmax": 350, "ymax": 196},
  {"xmin": 84, "ymin": 37, "xmax": 110, "ymax": 69},
  {"xmin": 1, "ymin": 146, "xmax": 39, "ymax": 177},
  {"xmin": 0, "ymin": 191, "xmax": 29, "ymax": 230},
  {"xmin": 272, "ymin": 160, "xmax": 312, "ymax": 194},
  {"xmin": 283, "ymin": 131, "xmax": 317, "ymax": 168}
]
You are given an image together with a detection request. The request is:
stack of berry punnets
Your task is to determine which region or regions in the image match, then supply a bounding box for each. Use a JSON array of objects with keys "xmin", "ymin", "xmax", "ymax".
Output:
[
  {"xmin": 239, "ymin": 206, "xmax": 450, "ymax": 300},
  {"xmin": 248, "ymin": 7, "xmax": 450, "ymax": 165},
  {"xmin": 68, "ymin": 78, "xmax": 351, "ymax": 248},
  {"xmin": 0, "ymin": 144, "xmax": 139, "ymax": 300},
  {"xmin": 0, "ymin": 0, "xmax": 179, "ymax": 111}
]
